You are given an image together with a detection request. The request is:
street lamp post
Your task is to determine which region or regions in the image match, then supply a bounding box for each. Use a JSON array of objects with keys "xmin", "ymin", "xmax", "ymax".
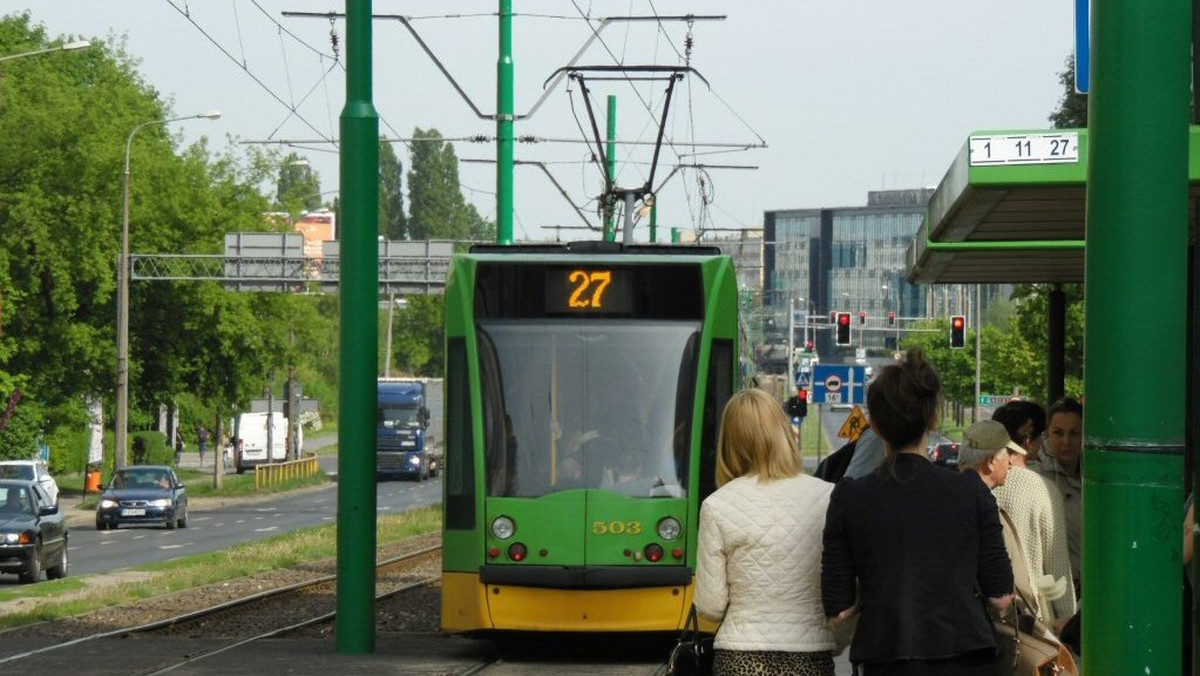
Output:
[
  {"xmin": 115, "ymin": 111, "xmax": 221, "ymax": 469},
  {"xmin": 0, "ymin": 40, "xmax": 91, "ymax": 63}
]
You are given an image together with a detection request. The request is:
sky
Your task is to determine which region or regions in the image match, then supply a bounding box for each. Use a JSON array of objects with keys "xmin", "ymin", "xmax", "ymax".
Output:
[{"xmin": 9, "ymin": 1, "xmax": 1077, "ymax": 242}]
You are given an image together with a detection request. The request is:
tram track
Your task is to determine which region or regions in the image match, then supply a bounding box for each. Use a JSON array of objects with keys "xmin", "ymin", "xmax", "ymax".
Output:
[{"xmin": 0, "ymin": 544, "xmax": 441, "ymax": 673}]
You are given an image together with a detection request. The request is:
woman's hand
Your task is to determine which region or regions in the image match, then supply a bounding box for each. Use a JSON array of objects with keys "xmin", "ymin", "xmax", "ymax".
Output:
[
  {"xmin": 830, "ymin": 605, "xmax": 859, "ymax": 626},
  {"xmin": 987, "ymin": 594, "xmax": 1013, "ymax": 613}
]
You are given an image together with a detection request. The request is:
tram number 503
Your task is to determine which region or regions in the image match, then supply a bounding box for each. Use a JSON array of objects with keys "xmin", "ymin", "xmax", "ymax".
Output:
[
  {"xmin": 593, "ymin": 520, "xmax": 642, "ymax": 535},
  {"xmin": 568, "ymin": 269, "xmax": 613, "ymax": 309}
]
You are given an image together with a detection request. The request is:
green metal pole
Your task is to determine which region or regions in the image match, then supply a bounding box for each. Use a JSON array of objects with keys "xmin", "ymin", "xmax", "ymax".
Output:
[
  {"xmin": 337, "ymin": 0, "xmax": 379, "ymax": 654},
  {"xmin": 671, "ymin": 227, "xmax": 680, "ymax": 244},
  {"xmin": 604, "ymin": 95, "xmax": 617, "ymax": 242},
  {"xmin": 649, "ymin": 200, "xmax": 658, "ymax": 243},
  {"xmin": 1083, "ymin": 0, "xmax": 1189, "ymax": 673},
  {"xmin": 496, "ymin": 0, "xmax": 514, "ymax": 245}
]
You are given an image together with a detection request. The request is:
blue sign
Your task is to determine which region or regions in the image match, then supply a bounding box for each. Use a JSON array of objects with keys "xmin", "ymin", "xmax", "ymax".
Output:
[
  {"xmin": 811, "ymin": 364, "xmax": 868, "ymax": 406},
  {"xmin": 1075, "ymin": 0, "xmax": 1090, "ymax": 94}
]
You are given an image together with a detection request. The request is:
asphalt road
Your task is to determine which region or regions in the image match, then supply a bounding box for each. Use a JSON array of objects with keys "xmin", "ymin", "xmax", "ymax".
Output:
[
  {"xmin": 0, "ymin": 434, "xmax": 443, "ymax": 585},
  {"xmin": 50, "ymin": 477, "xmax": 442, "ymax": 579}
]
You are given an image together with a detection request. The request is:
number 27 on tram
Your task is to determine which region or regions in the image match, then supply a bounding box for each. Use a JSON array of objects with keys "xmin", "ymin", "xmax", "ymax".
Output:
[{"xmin": 440, "ymin": 242, "xmax": 739, "ymax": 633}]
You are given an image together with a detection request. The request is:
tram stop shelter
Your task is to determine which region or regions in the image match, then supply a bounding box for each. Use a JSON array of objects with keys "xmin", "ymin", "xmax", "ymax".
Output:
[{"xmin": 904, "ymin": 125, "xmax": 1199, "ymax": 402}]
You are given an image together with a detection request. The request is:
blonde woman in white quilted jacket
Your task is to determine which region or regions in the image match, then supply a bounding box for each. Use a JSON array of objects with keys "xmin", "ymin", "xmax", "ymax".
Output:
[{"xmin": 695, "ymin": 388, "xmax": 837, "ymax": 676}]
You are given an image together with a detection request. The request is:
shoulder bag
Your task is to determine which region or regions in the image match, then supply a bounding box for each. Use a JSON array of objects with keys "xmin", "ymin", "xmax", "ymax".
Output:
[
  {"xmin": 666, "ymin": 605, "xmax": 713, "ymax": 676},
  {"xmin": 993, "ymin": 509, "xmax": 1079, "ymax": 676}
]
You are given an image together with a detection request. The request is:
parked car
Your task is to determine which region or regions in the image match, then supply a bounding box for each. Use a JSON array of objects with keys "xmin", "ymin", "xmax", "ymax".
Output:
[
  {"xmin": 927, "ymin": 433, "xmax": 960, "ymax": 468},
  {"xmin": 0, "ymin": 479, "xmax": 69, "ymax": 583},
  {"xmin": 0, "ymin": 460, "xmax": 59, "ymax": 505},
  {"xmin": 95, "ymin": 466, "xmax": 189, "ymax": 530}
]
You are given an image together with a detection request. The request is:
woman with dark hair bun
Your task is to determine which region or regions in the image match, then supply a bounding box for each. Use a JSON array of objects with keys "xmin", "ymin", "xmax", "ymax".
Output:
[{"xmin": 820, "ymin": 348, "xmax": 1014, "ymax": 675}]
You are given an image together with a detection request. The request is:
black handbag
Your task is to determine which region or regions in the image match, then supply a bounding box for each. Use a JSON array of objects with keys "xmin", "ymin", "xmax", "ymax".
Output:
[{"xmin": 667, "ymin": 605, "xmax": 714, "ymax": 676}]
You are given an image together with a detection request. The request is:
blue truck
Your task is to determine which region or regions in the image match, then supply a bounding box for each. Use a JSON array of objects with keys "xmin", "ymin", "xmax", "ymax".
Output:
[{"xmin": 376, "ymin": 378, "xmax": 442, "ymax": 481}]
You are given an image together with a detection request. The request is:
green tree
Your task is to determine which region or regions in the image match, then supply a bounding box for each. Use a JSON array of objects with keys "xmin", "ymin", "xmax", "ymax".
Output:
[
  {"xmin": 0, "ymin": 15, "xmax": 344, "ymax": 466},
  {"xmin": 407, "ymin": 127, "xmax": 494, "ymax": 240},
  {"xmin": 275, "ymin": 152, "xmax": 321, "ymax": 213},
  {"xmin": 1049, "ymin": 55, "xmax": 1088, "ymax": 129},
  {"xmin": 379, "ymin": 139, "xmax": 408, "ymax": 240},
  {"xmin": 383, "ymin": 295, "xmax": 445, "ymax": 377}
]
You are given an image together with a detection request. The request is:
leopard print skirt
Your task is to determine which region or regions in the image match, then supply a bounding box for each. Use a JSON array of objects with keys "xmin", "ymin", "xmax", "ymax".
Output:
[{"xmin": 712, "ymin": 649, "xmax": 835, "ymax": 676}]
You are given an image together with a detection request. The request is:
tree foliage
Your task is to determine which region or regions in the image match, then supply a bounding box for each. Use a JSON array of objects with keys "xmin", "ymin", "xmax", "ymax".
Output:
[
  {"xmin": 383, "ymin": 295, "xmax": 445, "ymax": 378},
  {"xmin": 0, "ymin": 14, "xmax": 342, "ymax": 464},
  {"xmin": 379, "ymin": 139, "xmax": 408, "ymax": 240},
  {"xmin": 407, "ymin": 127, "xmax": 494, "ymax": 241},
  {"xmin": 275, "ymin": 152, "xmax": 322, "ymax": 213},
  {"xmin": 1049, "ymin": 55, "xmax": 1088, "ymax": 129}
]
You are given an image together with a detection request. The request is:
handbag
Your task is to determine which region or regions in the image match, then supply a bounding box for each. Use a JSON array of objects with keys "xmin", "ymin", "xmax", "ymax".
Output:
[
  {"xmin": 993, "ymin": 510, "xmax": 1079, "ymax": 676},
  {"xmin": 666, "ymin": 605, "xmax": 714, "ymax": 676}
]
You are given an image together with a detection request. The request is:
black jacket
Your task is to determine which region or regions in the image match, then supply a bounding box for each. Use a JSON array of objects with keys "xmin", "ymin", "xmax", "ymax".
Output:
[
  {"xmin": 814, "ymin": 438, "xmax": 856, "ymax": 483},
  {"xmin": 821, "ymin": 453, "xmax": 1013, "ymax": 665}
]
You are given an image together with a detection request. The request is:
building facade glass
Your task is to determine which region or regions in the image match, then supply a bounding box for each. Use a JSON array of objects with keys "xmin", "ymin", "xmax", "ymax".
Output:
[{"xmin": 764, "ymin": 189, "xmax": 954, "ymax": 355}]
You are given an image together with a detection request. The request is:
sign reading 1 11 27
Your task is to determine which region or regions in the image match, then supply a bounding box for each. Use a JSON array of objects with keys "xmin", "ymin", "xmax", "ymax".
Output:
[{"xmin": 968, "ymin": 133, "xmax": 1079, "ymax": 166}]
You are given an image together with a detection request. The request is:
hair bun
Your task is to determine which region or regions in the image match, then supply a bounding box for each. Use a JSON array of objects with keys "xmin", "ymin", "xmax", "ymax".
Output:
[{"xmin": 901, "ymin": 347, "xmax": 940, "ymax": 399}]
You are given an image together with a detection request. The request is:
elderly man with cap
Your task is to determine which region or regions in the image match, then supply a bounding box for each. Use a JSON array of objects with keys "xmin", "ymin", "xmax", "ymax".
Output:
[{"xmin": 960, "ymin": 420, "xmax": 1075, "ymax": 633}]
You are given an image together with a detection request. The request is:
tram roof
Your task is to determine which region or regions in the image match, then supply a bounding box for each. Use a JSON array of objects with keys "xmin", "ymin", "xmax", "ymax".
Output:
[
  {"xmin": 467, "ymin": 241, "xmax": 726, "ymax": 262},
  {"xmin": 905, "ymin": 126, "xmax": 1200, "ymax": 284}
]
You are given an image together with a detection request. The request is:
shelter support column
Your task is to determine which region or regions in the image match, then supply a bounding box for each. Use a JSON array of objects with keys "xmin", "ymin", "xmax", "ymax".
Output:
[
  {"xmin": 1082, "ymin": 0, "xmax": 1189, "ymax": 673},
  {"xmin": 1047, "ymin": 284, "xmax": 1065, "ymax": 403}
]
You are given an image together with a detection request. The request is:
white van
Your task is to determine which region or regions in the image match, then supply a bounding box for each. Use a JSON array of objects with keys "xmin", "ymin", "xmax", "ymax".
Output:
[{"xmin": 233, "ymin": 412, "xmax": 298, "ymax": 473}]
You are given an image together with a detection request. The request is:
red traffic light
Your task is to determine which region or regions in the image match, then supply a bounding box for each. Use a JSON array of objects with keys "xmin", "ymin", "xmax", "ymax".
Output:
[
  {"xmin": 799, "ymin": 388, "xmax": 808, "ymax": 402},
  {"xmin": 835, "ymin": 312, "xmax": 852, "ymax": 346},
  {"xmin": 950, "ymin": 315, "xmax": 966, "ymax": 348},
  {"xmin": 888, "ymin": 311, "xmax": 896, "ymax": 325},
  {"xmin": 858, "ymin": 311, "xmax": 867, "ymax": 324}
]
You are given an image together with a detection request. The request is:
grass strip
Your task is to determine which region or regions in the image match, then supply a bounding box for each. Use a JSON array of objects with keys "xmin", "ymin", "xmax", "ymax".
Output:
[{"xmin": 0, "ymin": 505, "xmax": 442, "ymax": 628}]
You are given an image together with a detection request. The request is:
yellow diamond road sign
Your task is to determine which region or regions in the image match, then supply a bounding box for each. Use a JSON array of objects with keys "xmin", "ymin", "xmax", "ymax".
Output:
[{"xmin": 837, "ymin": 405, "xmax": 869, "ymax": 441}]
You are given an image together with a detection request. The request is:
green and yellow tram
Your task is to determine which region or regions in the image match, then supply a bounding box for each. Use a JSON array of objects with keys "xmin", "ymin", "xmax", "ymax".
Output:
[{"xmin": 440, "ymin": 241, "xmax": 739, "ymax": 633}]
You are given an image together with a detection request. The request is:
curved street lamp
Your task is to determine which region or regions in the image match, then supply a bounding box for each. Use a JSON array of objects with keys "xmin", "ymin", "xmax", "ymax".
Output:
[
  {"xmin": 115, "ymin": 110, "xmax": 221, "ymax": 469},
  {"xmin": 0, "ymin": 40, "xmax": 92, "ymax": 63}
]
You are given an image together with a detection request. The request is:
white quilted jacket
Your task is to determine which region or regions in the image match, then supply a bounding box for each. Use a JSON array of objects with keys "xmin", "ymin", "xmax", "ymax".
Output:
[{"xmin": 694, "ymin": 473, "xmax": 835, "ymax": 652}]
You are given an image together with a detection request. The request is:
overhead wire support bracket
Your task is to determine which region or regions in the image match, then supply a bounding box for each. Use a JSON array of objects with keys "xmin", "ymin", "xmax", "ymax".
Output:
[{"xmin": 281, "ymin": 12, "xmax": 724, "ymax": 122}]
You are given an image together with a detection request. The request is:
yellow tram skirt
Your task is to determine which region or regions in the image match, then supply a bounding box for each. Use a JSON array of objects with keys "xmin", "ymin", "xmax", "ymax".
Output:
[{"xmin": 441, "ymin": 571, "xmax": 703, "ymax": 633}]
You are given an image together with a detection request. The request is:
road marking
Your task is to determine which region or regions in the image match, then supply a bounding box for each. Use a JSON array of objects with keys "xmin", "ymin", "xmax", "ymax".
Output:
[
  {"xmin": 254, "ymin": 526, "xmax": 279, "ymax": 532},
  {"xmin": 160, "ymin": 544, "xmax": 186, "ymax": 549}
]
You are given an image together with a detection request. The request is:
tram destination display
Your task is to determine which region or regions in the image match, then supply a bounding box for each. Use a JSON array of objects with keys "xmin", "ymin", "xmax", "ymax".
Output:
[{"xmin": 474, "ymin": 262, "xmax": 704, "ymax": 319}]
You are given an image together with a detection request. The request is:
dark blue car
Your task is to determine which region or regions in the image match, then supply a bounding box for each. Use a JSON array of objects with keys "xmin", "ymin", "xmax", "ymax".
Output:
[
  {"xmin": 95, "ymin": 466, "xmax": 189, "ymax": 530},
  {"xmin": 0, "ymin": 479, "xmax": 68, "ymax": 583}
]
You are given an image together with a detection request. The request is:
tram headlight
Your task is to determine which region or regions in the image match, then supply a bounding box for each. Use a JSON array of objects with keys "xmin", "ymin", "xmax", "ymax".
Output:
[
  {"xmin": 657, "ymin": 517, "xmax": 681, "ymax": 541},
  {"xmin": 491, "ymin": 516, "xmax": 516, "ymax": 540}
]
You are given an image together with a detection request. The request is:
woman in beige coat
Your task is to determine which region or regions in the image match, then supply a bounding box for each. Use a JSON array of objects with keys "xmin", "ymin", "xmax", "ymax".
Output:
[{"xmin": 695, "ymin": 389, "xmax": 836, "ymax": 676}]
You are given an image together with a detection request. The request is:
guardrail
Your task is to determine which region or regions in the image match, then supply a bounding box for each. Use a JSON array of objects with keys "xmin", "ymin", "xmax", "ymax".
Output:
[{"xmin": 254, "ymin": 453, "xmax": 321, "ymax": 490}]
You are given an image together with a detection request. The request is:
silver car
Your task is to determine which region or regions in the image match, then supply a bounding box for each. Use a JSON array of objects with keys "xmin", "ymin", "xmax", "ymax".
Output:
[{"xmin": 0, "ymin": 460, "xmax": 60, "ymax": 505}]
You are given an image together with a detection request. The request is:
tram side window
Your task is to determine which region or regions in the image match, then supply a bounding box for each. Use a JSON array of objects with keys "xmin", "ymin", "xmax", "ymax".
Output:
[
  {"xmin": 445, "ymin": 338, "xmax": 475, "ymax": 530},
  {"xmin": 699, "ymin": 339, "xmax": 734, "ymax": 501}
]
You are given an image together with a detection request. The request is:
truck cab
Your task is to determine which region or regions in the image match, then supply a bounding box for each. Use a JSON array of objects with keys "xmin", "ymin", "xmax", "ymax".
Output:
[{"xmin": 377, "ymin": 379, "xmax": 440, "ymax": 480}]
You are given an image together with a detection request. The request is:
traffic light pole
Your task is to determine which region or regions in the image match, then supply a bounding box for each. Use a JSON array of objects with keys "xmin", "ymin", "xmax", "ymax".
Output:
[{"xmin": 1083, "ymin": 0, "xmax": 1189, "ymax": 672}]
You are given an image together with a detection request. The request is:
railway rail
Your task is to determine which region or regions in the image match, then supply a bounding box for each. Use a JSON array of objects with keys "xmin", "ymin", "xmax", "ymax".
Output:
[{"xmin": 0, "ymin": 545, "xmax": 442, "ymax": 674}]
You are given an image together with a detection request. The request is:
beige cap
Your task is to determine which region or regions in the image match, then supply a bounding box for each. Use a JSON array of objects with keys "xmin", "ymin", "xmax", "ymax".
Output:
[{"xmin": 958, "ymin": 419, "xmax": 1026, "ymax": 467}]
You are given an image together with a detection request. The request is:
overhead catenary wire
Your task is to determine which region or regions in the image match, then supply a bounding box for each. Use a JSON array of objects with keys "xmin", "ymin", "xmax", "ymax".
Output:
[{"xmin": 164, "ymin": 0, "xmax": 336, "ymax": 144}]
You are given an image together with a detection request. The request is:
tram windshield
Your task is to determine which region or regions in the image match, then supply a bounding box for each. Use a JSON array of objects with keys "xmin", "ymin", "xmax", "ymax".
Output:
[{"xmin": 478, "ymin": 320, "xmax": 700, "ymax": 498}]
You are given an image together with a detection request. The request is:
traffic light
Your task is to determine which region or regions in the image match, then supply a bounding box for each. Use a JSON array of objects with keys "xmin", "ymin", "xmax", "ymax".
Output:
[
  {"xmin": 830, "ymin": 311, "xmax": 837, "ymax": 324},
  {"xmin": 888, "ymin": 311, "xmax": 896, "ymax": 326},
  {"xmin": 858, "ymin": 311, "xmax": 867, "ymax": 325},
  {"xmin": 806, "ymin": 341, "xmax": 815, "ymax": 351},
  {"xmin": 950, "ymin": 315, "xmax": 966, "ymax": 348},
  {"xmin": 835, "ymin": 312, "xmax": 852, "ymax": 346}
]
